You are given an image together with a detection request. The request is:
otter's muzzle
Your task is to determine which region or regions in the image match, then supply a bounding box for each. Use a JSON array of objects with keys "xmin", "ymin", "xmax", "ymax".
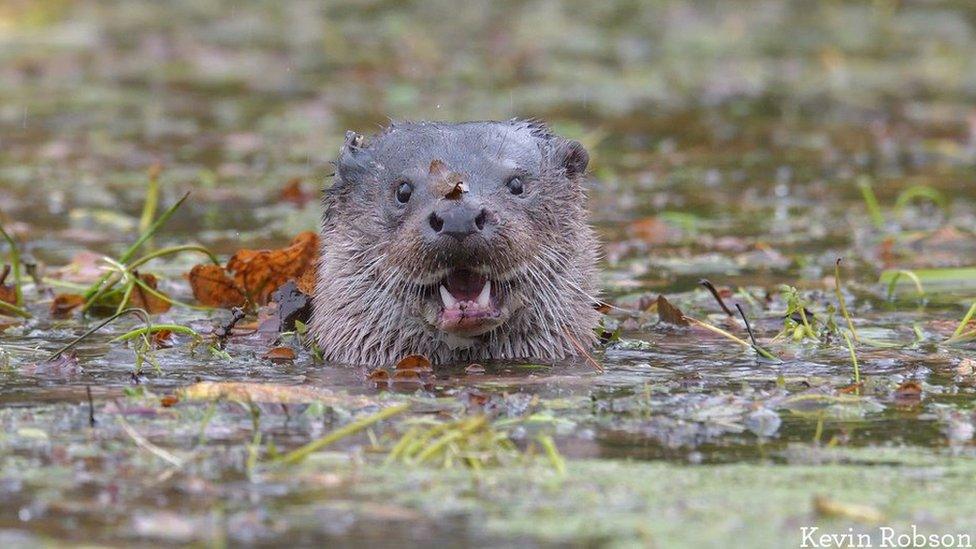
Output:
[{"xmin": 427, "ymin": 203, "xmax": 489, "ymax": 241}]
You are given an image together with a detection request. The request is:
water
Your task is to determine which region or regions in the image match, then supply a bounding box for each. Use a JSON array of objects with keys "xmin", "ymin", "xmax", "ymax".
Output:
[{"xmin": 1, "ymin": 1, "xmax": 975, "ymax": 546}]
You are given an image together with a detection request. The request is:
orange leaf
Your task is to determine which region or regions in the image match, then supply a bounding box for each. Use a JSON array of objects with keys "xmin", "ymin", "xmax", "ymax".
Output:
[
  {"xmin": 395, "ymin": 354, "xmax": 432, "ymax": 372},
  {"xmin": 263, "ymin": 346, "xmax": 296, "ymax": 363},
  {"xmin": 226, "ymin": 231, "xmax": 319, "ymax": 305},
  {"xmin": 127, "ymin": 273, "xmax": 172, "ymax": 314},
  {"xmin": 296, "ymin": 266, "xmax": 317, "ymax": 296},
  {"xmin": 279, "ymin": 177, "xmax": 314, "ymax": 206},
  {"xmin": 160, "ymin": 394, "xmax": 179, "ymax": 407},
  {"xmin": 0, "ymin": 265, "xmax": 15, "ymax": 305},
  {"xmin": 188, "ymin": 264, "xmax": 246, "ymax": 308},
  {"xmin": 0, "ymin": 285, "xmax": 16, "ymax": 306},
  {"xmin": 50, "ymin": 294, "xmax": 85, "ymax": 318}
]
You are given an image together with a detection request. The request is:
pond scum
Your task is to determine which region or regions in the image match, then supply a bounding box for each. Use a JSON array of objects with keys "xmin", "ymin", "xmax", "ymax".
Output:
[{"xmin": 2, "ymin": 1, "xmax": 976, "ymax": 547}]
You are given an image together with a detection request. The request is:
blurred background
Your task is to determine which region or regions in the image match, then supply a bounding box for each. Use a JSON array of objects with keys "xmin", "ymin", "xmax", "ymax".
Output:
[{"xmin": 1, "ymin": 0, "xmax": 975, "ymax": 287}]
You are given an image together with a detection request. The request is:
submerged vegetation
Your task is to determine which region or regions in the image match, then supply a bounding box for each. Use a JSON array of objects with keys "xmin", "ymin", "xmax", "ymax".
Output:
[{"xmin": 1, "ymin": 0, "xmax": 976, "ymax": 546}]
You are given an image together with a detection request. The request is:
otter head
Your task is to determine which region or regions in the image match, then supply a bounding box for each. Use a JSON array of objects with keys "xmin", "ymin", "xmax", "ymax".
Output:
[{"xmin": 312, "ymin": 120, "xmax": 599, "ymax": 365}]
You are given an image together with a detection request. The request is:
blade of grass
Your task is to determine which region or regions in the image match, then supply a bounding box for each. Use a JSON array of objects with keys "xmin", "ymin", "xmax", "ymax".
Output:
[
  {"xmin": 884, "ymin": 270, "xmax": 925, "ymax": 301},
  {"xmin": 856, "ymin": 176, "xmax": 885, "ymax": 230},
  {"xmin": 111, "ymin": 324, "xmax": 200, "ymax": 342},
  {"xmin": 841, "ymin": 330, "xmax": 860, "ymax": 390},
  {"xmin": 48, "ymin": 308, "xmax": 152, "ymax": 361},
  {"xmin": 138, "ymin": 164, "xmax": 162, "ymax": 235},
  {"xmin": 275, "ymin": 403, "xmax": 410, "ymax": 466},
  {"xmin": 951, "ymin": 302, "xmax": 976, "ymax": 339},
  {"xmin": 537, "ymin": 434, "xmax": 566, "ymax": 475},
  {"xmin": 83, "ymin": 192, "xmax": 190, "ymax": 301},
  {"xmin": 127, "ymin": 244, "xmax": 221, "ymax": 271},
  {"xmin": 131, "ymin": 275, "xmax": 211, "ymax": 311},
  {"xmin": 834, "ymin": 258, "xmax": 858, "ymax": 341},
  {"xmin": 684, "ymin": 315, "xmax": 779, "ymax": 361}
]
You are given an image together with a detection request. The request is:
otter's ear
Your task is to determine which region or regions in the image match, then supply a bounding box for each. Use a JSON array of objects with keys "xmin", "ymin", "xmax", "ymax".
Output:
[
  {"xmin": 553, "ymin": 139, "xmax": 589, "ymax": 178},
  {"xmin": 336, "ymin": 131, "xmax": 371, "ymax": 182}
]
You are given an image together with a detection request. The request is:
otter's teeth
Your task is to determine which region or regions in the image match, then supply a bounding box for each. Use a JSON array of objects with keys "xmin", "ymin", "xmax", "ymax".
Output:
[
  {"xmin": 439, "ymin": 285, "xmax": 458, "ymax": 308},
  {"xmin": 476, "ymin": 280, "xmax": 491, "ymax": 308}
]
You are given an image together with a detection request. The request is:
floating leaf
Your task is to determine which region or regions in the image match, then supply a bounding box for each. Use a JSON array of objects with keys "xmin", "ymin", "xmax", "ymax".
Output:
[
  {"xmin": 50, "ymin": 293, "xmax": 85, "ymax": 318},
  {"xmin": 188, "ymin": 264, "xmax": 246, "ymax": 308},
  {"xmin": 127, "ymin": 273, "xmax": 172, "ymax": 314},
  {"xmin": 225, "ymin": 231, "xmax": 319, "ymax": 305},
  {"xmin": 395, "ymin": 354, "xmax": 432, "ymax": 372},
  {"xmin": 263, "ymin": 346, "xmax": 296, "ymax": 363},
  {"xmin": 657, "ymin": 295, "xmax": 689, "ymax": 326}
]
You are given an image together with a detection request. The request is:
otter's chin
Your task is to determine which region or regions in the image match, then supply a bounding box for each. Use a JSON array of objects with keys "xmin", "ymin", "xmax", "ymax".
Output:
[{"xmin": 431, "ymin": 269, "xmax": 505, "ymax": 337}]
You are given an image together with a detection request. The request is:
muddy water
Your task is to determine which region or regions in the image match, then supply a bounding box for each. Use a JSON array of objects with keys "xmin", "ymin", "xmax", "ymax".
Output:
[{"xmin": 1, "ymin": 1, "xmax": 976, "ymax": 546}]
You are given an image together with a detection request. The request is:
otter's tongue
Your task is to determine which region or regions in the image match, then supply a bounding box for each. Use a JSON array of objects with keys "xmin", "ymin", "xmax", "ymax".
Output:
[
  {"xmin": 438, "ymin": 269, "xmax": 491, "ymax": 310},
  {"xmin": 437, "ymin": 270, "xmax": 498, "ymax": 335}
]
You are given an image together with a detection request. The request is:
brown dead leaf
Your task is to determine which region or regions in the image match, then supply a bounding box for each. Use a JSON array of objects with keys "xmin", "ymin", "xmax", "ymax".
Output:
[
  {"xmin": 657, "ymin": 295, "xmax": 689, "ymax": 326},
  {"xmin": 279, "ymin": 177, "xmax": 315, "ymax": 207},
  {"xmin": 152, "ymin": 329, "xmax": 175, "ymax": 349},
  {"xmin": 392, "ymin": 369, "xmax": 422, "ymax": 381},
  {"xmin": 51, "ymin": 294, "xmax": 85, "ymax": 318},
  {"xmin": 0, "ymin": 265, "xmax": 15, "ymax": 304},
  {"xmin": 627, "ymin": 217, "xmax": 672, "ymax": 245},
  {"xmin": 160, "ymin": 394, "xmax": 179, "ymax": 407},
  {"xmin": 0, "ymin": 283, "xmax": 16, "ymax": 305},
  {"xmin": 395, "ymin": 354, "xmax": 432, "ymax": 372},
  {"xmin": 296, "ymin": 267, "xmax": 317, "ymax": 296},
  {"xmin": 263, "ymin": 346, "xmax": 296, "ymax": 363},
  {"xmin": 226, "ymin": 231, "xmax": 320, "ymax": 305},
  {"xmin": 188, "ymin": 264, "xmax": 246, "ymax": 308},
  {"xmin": 127, "ymin": 273, "xmax": 172, "ymax": 314},
  {"xmin": 428, "ymin": 159, "xmax": 466, "ymax": 198},
  {"xmin": 367, "ymin": 369, "xmax": 391, "ymax": 382},
  {"xmin": 894, "ymin": 380, "xmax": 923, "ymax": 406}
]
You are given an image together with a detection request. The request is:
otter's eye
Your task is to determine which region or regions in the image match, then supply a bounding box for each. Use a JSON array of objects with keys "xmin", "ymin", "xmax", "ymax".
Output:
[
  {"xmin": 395, "ymin": 181, "xmax": 413, "ymax": 204},
  {"xmin": 506, "ymin": 176, "xmax": 524, "ymax": 195}
]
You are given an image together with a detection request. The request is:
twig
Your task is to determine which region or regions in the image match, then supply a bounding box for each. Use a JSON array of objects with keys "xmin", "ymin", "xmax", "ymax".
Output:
[
  {"xmin": 700, "ymin": 279, "xmax": 734, "ymax": 317},
  {"xmin": 86, "ymin": 385, "xmax": 96, "ymax": 427},
  {"xmin": 214, "ymin": 307, "xmax": 246, "ymax": 348},
  {"xmin": 735, "ymin": 304, "xmax": 780, "ymax": 361},
  {"xmin": 562, "ymin": 326, "xmax": 604, "ymax": 372}
]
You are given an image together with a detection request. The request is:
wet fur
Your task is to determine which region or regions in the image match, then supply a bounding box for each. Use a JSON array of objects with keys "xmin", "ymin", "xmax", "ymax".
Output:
[{"xmin": 311, "ymin": 120, "xmax": 600, "ymax": 365}]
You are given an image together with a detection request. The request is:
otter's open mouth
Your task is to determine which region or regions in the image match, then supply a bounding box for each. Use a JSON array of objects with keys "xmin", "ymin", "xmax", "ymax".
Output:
[{"xmin": 436, "ymin": 269, "xmax": 502, "ymax": 336}]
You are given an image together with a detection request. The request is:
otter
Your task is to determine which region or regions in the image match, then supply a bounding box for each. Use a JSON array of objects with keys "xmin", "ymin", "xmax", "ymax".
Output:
[{"xmin": 310, "ymin": 120, "xmax": 600, "ymax": 366}]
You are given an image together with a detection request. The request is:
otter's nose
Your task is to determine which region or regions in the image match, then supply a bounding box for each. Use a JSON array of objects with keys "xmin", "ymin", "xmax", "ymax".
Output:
[{"xmin": 428, "ymin": 204, "xmax": 488, "ymax": 240}]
